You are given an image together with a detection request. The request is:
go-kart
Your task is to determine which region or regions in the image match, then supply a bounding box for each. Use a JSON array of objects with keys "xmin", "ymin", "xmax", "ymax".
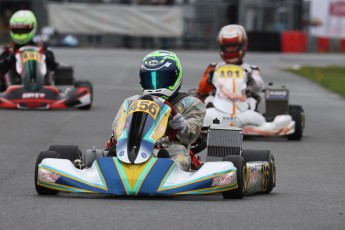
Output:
[
  {"xmin": 0, "ymin": 46, "xmax": 92, "ymax": 110},
  {"xmin": 35, "ymin": 95, "xmax": 276, "ymax": 199},
  {"xmin": 191, "ymin": 64, "xmax": 304, "ymax": 140}
]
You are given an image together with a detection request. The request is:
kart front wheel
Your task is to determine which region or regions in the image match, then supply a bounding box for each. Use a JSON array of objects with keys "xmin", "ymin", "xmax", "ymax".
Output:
[
  {"xmin": 222, "ymin": 155, "xmax": 247, "ymax": 199},
  {"xmin": 287, "ymin": 105, "xmax": 305, "ymax": 141},
  {"xmin": 48, "ymin": 145, "xmax": 82, "ymax": 162},
  {"xmin": 241, "ymin": 150, "xmax": 276, "ymax": 193},
  {"xmin": 35, "ymin": 150, "xmax": 60, "ymax": 195}
]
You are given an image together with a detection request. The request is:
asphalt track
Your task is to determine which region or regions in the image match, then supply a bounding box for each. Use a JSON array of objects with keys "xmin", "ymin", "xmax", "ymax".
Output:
[{"xmin": 0, "ymin": 49, "xmax": 344, "ymax": 230}]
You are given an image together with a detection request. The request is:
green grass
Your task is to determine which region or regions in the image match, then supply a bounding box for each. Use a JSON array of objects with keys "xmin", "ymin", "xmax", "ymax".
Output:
[{"xmin": 286, "ymin": 66, "xmax": 345, "ymax": 99}]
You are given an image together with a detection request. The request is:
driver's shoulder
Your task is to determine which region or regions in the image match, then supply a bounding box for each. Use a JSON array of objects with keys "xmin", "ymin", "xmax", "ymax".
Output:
[
  {"xmin": 178, "ymin": 94, "xmax": 206, "ymax": 111},
  {"xmin": 241, "ymin": 62, "xmax": 260, "ymax": 71}
]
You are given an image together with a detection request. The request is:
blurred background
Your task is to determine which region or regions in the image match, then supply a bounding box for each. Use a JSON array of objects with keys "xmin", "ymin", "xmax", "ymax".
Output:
[{"xmin": 0, "ymin": 0, "xmax": 344, "ymax": 53}]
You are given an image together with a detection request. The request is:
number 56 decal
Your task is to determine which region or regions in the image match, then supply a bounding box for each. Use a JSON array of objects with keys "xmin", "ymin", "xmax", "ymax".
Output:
[{"xmin": 128, "ymin": 100, "xmax": 160, "ymax": 120}]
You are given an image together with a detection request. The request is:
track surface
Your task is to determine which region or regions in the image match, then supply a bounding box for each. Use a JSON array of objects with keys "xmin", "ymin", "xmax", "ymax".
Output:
[{"xmin": 0, "ymin": 49, "xmax": 344, "ymax": 230}]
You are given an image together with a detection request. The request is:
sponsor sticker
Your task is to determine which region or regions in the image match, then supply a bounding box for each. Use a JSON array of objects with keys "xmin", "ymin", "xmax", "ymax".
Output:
[
  {"xmin": 211, "ymin": 174, "xmax": 234, "ymax": 186},
  {"xmin": 247, "ymin": 163, "xmax": 263, "ymax": 187},
  {"xmin": 22, "ymin": 93, "xmax": 45, "ymax": 99},
  {"xmin": 148, "ymin": 60, "xmax": 159, "ymax": 66},
  {"xmin": 40, "ymin": 171, "xmax": 60, "ymax": 182},
  {"xmin": 249, "ymin": 168, "xmax": 259, "ymax": 185},
  {"xmin": 266, "ymin": 90, "xmax": 288, "ymax": 99}
]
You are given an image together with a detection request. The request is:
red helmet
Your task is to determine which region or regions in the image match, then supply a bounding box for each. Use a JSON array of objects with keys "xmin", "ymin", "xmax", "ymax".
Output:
[{"xmin": 217, "ymin": 24, "xmax": 248, "ymax": 64}]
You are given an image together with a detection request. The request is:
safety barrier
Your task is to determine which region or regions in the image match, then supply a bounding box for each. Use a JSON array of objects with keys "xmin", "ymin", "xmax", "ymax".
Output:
[
  {"xmin": 281, "ymin": 31, "xmax": 307, "ymax": 53},
  {"xmin": 340, "ymin": 39, "xmax": 345, "ymax": 53},
  {"xmin": 281, "ymin": 31, "xmax": 345, "ymax": 53}
]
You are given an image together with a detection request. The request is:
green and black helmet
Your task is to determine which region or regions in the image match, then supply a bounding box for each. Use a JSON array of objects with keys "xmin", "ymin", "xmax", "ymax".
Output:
[
  {"xmin": 139, "ymin": 50, "xmax": 183, "ymax": 99},
  {"xmin": 9, "ymin": 10, "xmax": 37, "ymax": 45}
]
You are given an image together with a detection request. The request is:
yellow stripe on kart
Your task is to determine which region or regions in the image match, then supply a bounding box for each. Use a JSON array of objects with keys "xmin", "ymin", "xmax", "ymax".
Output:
[
  {"xmin": 158, "ymin": 164, "xmax": 236, "ymax": 192},
  {"xmin": 37, "ymin": 180, "xmax": 96, "ymax": 193},
  {"xmin": 113, "ymin": 157, "xmax": 157, "ymax": 196}
]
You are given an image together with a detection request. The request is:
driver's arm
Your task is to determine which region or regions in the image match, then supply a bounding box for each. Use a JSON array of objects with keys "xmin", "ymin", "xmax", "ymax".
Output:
[
  {"xmin": 198, "ymin": 63, "xmax": 216, "ymax": 96},
  {"xmin": 175, "ymin": 96, "xmax": 206, "ymax": 145},
  {"xmin": 111, "ymin": 106, "xmax": 122, "ymax": 140},
  {"xmin": 43, "ymin": 47, "xmax": 58, "ymax": 71},
  {"xmin": 247, "ymin": 67, "xmax": 264, "ymax": 94},
  {"xmin": 0, "ymin": 47, "xmax": 14, "ymax": 75}
]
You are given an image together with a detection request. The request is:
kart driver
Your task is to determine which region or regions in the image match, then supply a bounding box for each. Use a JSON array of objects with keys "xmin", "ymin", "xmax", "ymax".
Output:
[
  {"xmin": 200, "ymin": 25, "xmax": 294, "ymax": 133},
  {"xmin": 0, "ymin": 10, "xmax": 58, "ymax": 92},
  {"xmin": 108, "ymin": 50, "xmax": 206, "ymax": 171},
  {"xmin": 197, "ymin": 24, "xmax": 264, "ymax": 110}
]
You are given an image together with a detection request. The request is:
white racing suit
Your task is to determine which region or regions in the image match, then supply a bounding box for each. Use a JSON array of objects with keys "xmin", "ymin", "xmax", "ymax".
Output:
[
  {"xmin": 203, "ymin": 63, "xmax": 294, "ymax": 135},
  {"xmin": 112, "ymin": 94, "xmax": 206, "ymax": 171},
  {"xmin": 204, "ymin": 62, "xmax": 264, "ymax": 109}
]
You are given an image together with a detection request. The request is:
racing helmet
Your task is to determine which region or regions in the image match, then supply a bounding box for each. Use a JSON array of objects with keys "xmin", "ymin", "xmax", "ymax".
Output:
[
  {"xmin": 217, "ymin": 24, "xmax": 248, "ymax": 64},
  {"xmin": 9, "ymin": 10, "xmax": 37, "ymax": 45},
  {"xmin": 139, "ymin": 50, "xmax": 183, "ymax": 99}
]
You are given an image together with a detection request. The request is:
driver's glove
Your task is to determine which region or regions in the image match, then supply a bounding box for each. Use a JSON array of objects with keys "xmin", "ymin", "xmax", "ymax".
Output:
[{"xmin": 169, "ymin": 113, "xmax": 186, "ymax": 133}]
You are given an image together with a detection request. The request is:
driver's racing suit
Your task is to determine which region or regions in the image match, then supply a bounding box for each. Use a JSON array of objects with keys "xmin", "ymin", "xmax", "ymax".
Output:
[
  {"xmin": 111, "ymin": 93, "xmax": 206, "ymax": 171},
  {"xmin": 198, "ymin": 61, "xmax": 264, "ymax": 110}
]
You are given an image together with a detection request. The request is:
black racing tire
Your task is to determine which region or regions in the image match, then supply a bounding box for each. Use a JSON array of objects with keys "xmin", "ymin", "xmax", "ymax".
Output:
[
  {"xmin": 48, "ymin": 145, "xmax": 82, "ymax": 162},
  {"xmin": 287, "ymin": 105, "xmax": 305, "ymax": 141},
  {"xmin": 35, "ymin": 150, "xmax": 61, "ymax": 195},
  {"xmin": 74, "ymin": 80, "xmax": 93, "ymax": 110},
  {"xmin": 54, "ymin": 65, "xmax": 75, "ymax": 85},
  {"xmin": 222, "ymin": 155, "xmax": 247, "ymax": 199},
  {"xmin": 241, "ymin": 149, "xmax": 276, "ymax": 193}
]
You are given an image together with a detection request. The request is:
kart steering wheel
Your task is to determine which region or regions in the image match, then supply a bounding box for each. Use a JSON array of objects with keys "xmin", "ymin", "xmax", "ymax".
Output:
[{"xmin": 163, "ymin": 99, "xmax": 177, "ymax": 117}]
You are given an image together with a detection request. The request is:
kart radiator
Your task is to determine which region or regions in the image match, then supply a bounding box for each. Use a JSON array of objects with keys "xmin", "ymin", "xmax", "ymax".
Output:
[{"xmin": 207, "ymin": 124, "xmax": 243, "ymax": 157}]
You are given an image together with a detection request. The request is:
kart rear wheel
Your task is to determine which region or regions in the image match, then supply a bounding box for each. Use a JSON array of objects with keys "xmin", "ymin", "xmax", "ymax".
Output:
[
  {"xmin": 48, "ymin": 145, "xmax": 82, "ymax": 162},
  {"xmin": 54, "ymin": 65, "xmax": 75, "ymax": 85},
  {"xmin": 222, "ymin": 155, "xmax": 246, "ymax": 199},
  {"xmin": 287, "ymin": 105, "xmax": 305, "ymax": 141},
  {"xmin": 74, "ymin": 80, "xmax": 93, "ymax": 110},
  {"xmin": 35, "ymin": 150, "xmax": 61, "ymax": 195},
  {"xmin": 241, "ymin": 149, "xmax": 276, "ymax": 193}
]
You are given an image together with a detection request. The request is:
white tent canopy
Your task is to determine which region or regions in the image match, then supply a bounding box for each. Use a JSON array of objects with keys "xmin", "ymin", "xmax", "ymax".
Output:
[{"xmin": 48, "ymin": 3, "xmax": 184, "ymax": 37}]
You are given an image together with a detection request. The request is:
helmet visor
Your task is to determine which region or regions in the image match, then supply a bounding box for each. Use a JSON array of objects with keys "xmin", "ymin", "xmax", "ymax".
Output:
[
  {"xmin": 10, "ymin": 25, "xmax": 33, "ymax": 35},
  {"xmin": 220, "ymin": 43, "xmax": 243, "ymax": 53},
  {"xmin": 140, "ymin": 70, "xmax": 177, "ymax": 90}
]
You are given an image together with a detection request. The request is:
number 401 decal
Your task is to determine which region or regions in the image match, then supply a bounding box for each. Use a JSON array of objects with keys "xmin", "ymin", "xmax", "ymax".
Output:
[
  {"xmin": 128, "ymin": 100, "xmax": 160, "ymax": 120},
  {"xmin": 216, "ymin": 65, "xmax": 244, "ymax": 79},
  {"xmin": 22, "ymin": 51, "xmax": 41, "ymax": 63}
]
